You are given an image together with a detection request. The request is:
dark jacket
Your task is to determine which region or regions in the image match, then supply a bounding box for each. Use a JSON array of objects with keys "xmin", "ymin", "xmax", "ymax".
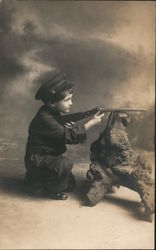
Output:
[{"xmin": 25, "ymin": 105, "xmax": 87, "ymax": 159}]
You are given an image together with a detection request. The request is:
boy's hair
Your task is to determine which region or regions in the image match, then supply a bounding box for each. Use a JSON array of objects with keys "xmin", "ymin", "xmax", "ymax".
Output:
[
  {"xmin": 35, "ymin": 70, "xmax": 74, "ymax": 104},
  {"xmin": 46, "ymin": 88, "xmax": 73, "ymax": 104}
]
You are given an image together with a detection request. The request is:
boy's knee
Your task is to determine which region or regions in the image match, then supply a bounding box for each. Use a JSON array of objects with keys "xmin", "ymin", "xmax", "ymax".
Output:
[
  {"xmin": 53, "ymin": 156, "xmax": 73, "ymax": 176},
  {"xmin": 61, "ymin": 156, "xmax": 73, "ymax": 170}
]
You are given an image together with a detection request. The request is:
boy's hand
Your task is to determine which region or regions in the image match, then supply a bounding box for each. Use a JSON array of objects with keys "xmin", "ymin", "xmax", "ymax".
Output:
[
  {"xmin": 85, "ymin": 111, "xmax": 105, "ymax": 131},
  {"xmin": 94, "ymin": 110, "xmax": 105, "ymax": 119},
  {"xmin": 91, "ymin": 111, "xmax": 105, "ymax": 126},
  {"xmin": 65, "ymin": 121, "xmax": 75, "ymax": 128}
]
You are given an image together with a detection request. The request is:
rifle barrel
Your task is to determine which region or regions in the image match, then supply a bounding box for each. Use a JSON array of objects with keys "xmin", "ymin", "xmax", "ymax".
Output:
[{"xmin": 99, "ymin": 108, "xmax": 147, "ymax": 112}]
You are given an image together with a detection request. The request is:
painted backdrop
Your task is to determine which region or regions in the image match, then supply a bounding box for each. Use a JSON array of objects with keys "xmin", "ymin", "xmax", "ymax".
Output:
[{"xmin": 0, "ymin": 0, "xmax": 155, "ymax": 152}]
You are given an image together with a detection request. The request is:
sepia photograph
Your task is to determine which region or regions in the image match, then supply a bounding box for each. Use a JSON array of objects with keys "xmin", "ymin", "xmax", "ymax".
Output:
[{"xmin": 0, "ymin": 0, "xmax": 155, "ymax": 249}]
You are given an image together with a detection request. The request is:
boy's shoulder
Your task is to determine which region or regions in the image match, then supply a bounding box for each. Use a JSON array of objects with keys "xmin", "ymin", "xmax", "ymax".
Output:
[{"xmin": 35, "ymin": 105, "xmax": 59, "ymax": 123}]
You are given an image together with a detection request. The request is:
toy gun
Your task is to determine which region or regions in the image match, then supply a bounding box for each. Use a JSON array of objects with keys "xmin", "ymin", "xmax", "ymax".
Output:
[{"xmin": 61, "ymin": 107, "xmax": 146, "ymax": 123}]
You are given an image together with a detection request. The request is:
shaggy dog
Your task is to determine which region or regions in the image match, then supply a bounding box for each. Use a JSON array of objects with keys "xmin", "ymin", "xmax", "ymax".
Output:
[{"xmin": 86, "ymin": 112, "xmax": 154, "ymax": 222}]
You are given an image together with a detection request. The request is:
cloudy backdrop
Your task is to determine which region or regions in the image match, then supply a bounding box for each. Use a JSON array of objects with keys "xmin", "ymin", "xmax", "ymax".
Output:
[{"xmin": 0, "ymin": 0, "xmax": 155, "ymax": 150}]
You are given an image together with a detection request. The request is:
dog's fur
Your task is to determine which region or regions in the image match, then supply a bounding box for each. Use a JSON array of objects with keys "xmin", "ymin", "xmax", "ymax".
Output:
[{"xmin": 87, "ymin": 112, "xmax": 154, "ymax": 222}]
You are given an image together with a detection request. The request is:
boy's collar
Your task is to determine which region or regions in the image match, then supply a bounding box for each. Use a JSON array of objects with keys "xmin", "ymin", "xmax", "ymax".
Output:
[{"xmin": 43, "ymin": 105, "xmax": 60, "ymax": 116}]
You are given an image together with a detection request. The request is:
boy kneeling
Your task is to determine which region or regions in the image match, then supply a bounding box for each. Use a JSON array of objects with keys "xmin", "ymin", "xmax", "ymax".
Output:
[{"xmin": 24, "ymin": 70, "xmax": 104, "ymax": 200}]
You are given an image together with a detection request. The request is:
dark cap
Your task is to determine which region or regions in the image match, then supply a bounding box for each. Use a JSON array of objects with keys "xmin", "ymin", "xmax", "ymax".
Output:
[{"xmin": 35, "ymin": 70, "xmax": 74, "ymax": 103}]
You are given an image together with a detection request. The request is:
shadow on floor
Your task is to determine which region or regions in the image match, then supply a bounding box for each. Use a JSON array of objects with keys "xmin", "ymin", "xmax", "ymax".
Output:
[
  {"xmin": 0, "ymin": 175, "xmax": 90, "ymax": 202},
  {"xmin": 0, "ymin": 175, "xmax": 144, "ymax": 220},
  {"xmin": 0, "ymin": 176, "xmax": 46, "ymax": 200},
  {"xmin": 104, "ymin": 195, "xmax": 144, "ymax": 221},
  {"xmin": 71, "ymin": 179, "xmax": 145, "ymax": 221}
]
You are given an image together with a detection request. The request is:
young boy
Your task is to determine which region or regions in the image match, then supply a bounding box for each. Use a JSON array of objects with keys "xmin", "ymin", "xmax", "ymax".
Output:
[{"xmin": 24, "ymin": 70, "xmax": 104, "ymax": 200}]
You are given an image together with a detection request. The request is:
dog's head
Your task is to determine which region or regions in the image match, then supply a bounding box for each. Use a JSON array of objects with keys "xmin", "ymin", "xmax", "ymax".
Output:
[{"xmin": 117, "ymin": 112, "xmax": 132, "ymax": 127}]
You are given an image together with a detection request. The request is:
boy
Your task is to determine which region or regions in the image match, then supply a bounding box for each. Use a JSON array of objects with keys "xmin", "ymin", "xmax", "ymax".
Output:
[{"xmin": 24, "ymin": 70, "xmax": 104, "ymax": 200}]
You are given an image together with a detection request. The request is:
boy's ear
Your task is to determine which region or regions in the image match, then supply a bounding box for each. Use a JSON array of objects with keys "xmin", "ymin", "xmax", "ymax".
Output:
[{"xmin": 48, "ymin": 100, "xmax": 55, "ymax": 107}]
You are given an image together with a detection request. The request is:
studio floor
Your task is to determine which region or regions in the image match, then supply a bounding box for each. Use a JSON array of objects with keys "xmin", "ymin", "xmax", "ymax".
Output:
[{"xmin": 0, "ymin": 155, "xmax": 154, "ymax": 249}]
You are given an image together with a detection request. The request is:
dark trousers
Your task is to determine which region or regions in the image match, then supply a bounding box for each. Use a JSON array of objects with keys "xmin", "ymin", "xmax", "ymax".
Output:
[{"xmin": 25, "ymin": 153, "xmax": 76, "ymax": 194}]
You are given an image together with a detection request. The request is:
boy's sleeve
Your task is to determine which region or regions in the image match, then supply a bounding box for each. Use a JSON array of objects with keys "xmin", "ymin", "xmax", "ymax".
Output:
[{"xmin": 65, "ymin": 122, "xmax": 87, "ymax": 144}]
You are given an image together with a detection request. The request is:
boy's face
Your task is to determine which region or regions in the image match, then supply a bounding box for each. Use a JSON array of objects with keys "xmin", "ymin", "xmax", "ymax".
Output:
[{"xmin": 54, "ymin": 92, "xmax": 73, "ymax": 113}]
